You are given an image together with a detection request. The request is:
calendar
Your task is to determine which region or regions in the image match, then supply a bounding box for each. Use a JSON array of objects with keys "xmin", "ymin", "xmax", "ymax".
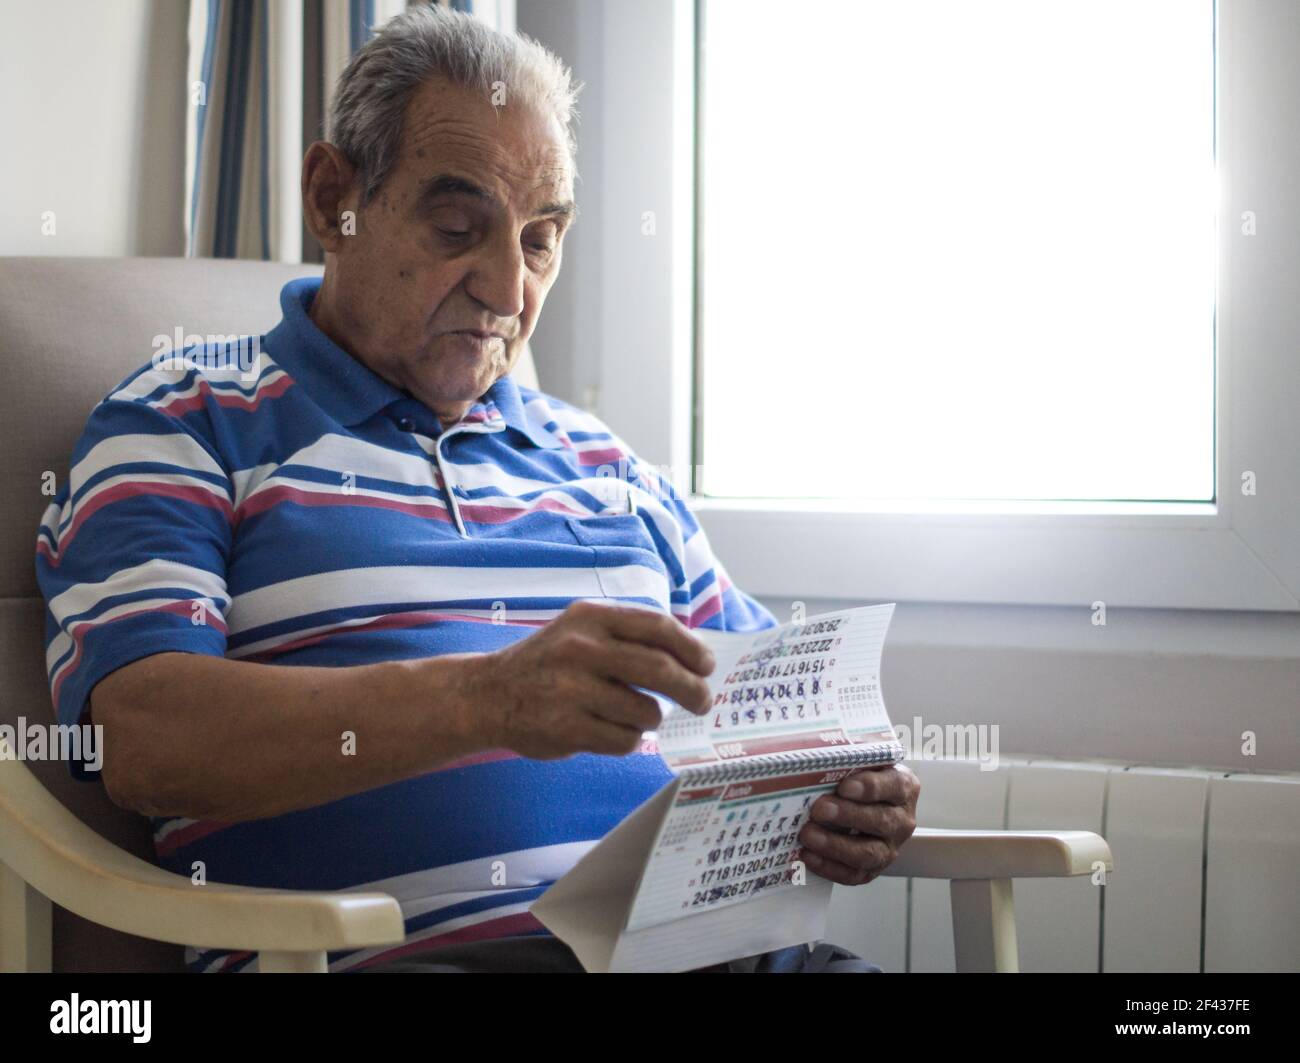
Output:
[{"xmin": 531, "ymin": 604, "xmax": 905, "ymax": 972}]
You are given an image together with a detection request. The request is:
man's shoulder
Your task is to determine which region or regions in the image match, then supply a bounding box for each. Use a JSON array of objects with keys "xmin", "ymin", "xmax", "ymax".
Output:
[
  {"xmin": 513, "ymin": 382, "xmax": 638, "ymax": 460},
  {"xmin": 95, "ymin": 334, "xmax": 285, "ymax": 419}
]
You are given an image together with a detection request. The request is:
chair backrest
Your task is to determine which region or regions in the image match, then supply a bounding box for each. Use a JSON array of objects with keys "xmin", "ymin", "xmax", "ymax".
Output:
[{"xmin": 0, "ymin": 256, "xmax": 540, "ymax": 970}]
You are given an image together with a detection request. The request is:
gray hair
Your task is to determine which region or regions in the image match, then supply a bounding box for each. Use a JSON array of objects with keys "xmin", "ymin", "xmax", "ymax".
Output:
[{"xmin": 330, "ymin": 4, "xmax": 581, "ymax": 204}]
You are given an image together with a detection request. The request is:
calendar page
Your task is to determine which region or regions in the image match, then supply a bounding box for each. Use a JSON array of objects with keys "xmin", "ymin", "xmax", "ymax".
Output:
[
  {"xmin": 625, "ymin": 605, "xmax": 903, "ymax": 930},
  {"xmin": 532, "ymin": 604, "xmax": 904, "ymax": 970},
  {"xmin": 654, "ymin": 603, "xmax": 900, "ymax": 768},
  {"xmin": 623, "ymin": 763, "xmax": 860, "ymax": 931}
]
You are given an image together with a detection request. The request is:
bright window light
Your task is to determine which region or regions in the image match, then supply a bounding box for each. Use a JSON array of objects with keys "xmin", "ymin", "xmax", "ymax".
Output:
[{"xmin": 698, "ymin": 0, "xmax": 1216, "ymax": 502}]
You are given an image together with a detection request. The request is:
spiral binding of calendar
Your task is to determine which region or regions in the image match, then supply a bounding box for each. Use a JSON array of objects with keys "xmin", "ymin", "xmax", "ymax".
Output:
[{"xmin": 683, "ymin": 739, "xmax": 907, "ymax": 785}]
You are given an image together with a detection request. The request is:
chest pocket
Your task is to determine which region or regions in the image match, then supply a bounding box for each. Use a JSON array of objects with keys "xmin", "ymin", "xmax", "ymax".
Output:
[{"xmin": 565, "ymin": 511, "xmax": 671, "ymax": 608}]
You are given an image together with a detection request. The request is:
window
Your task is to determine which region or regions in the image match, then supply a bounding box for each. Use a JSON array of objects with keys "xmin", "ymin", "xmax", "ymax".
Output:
[
  {"xmin": 697, "ymin": 0, "xmax": 1216, "ymax": 503},
  {"xmin": 590, "ymin": 0, "xmax": 1300, "ymax": 610}
]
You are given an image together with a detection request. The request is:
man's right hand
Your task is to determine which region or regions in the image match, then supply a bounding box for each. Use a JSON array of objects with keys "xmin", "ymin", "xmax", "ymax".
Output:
[{"xmin": 469, "ymin": 599, "xmax": 717, "ymax": 760}]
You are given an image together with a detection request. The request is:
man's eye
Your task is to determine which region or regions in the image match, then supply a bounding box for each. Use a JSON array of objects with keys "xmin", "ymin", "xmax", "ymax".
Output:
[{"xmin": 439, "ymin": 228, "xmax": 471, "ymax": 240}]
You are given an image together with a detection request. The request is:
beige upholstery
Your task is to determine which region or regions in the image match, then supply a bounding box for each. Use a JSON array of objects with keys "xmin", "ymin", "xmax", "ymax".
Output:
[{"xmin": 0, "ymin": 255, "xmax": 536, "ymax": 971}]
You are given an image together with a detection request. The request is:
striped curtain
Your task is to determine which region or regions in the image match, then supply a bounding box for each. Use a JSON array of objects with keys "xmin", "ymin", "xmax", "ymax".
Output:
[{"xmin": 185, "ymin": 0, "xmax": 516, "ymax": 262}]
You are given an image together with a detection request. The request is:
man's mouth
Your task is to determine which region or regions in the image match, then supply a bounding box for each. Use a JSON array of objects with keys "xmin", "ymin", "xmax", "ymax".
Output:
[
  {"xmin": 441, "ymin": 330, "xmax": 508, "ymax": 356},
  {"xmin": 450, "ymin": 329, "xmax": 507, "ymax": 341}
]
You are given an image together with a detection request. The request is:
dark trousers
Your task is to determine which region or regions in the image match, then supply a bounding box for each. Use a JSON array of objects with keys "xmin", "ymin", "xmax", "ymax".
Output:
[{"xmin": 356, "ymin": 934, "xmax": 884, "ymax": 973}]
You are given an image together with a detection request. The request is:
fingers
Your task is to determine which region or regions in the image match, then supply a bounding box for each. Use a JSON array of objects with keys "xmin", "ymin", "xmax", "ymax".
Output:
[
  {"xmin": 569, "ymin": 599, "xmax": 715, "ymax": 677},
  {"xmin": 800, "ymin": 848, "xmax": 880, "ymax": 888},
  {"xmin": 808, "ymin": 793, "xmax": 913, "ymax": 842},
  {"xmin": 580, "ymin": 714, "xmax": 651, "ymax": 756},
  {"xmin": 836, "ymin": 764, "xmax": 920, "ymax": 806},
  {"xmin": 587, "ymin": 680, "xmax": 666, "ymax": 734},
  {"xmin": 591, "ymin": 640, "xmax": 712, "ymax": 714},
  {"xmin": 799, "ymin": 821, "xmax": 896, "ymax": 877}
]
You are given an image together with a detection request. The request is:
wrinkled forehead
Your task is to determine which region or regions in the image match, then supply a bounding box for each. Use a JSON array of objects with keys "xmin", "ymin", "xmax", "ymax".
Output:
[{"xmin": 397, "ymin": 76, "xmax": 574, "ymax": 209}]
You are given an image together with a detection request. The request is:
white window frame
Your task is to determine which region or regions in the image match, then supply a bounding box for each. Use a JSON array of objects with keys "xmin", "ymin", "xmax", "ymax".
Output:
[{"xmin": 592, "ymin": 0, "xmax": 1300, "ymax": 611}]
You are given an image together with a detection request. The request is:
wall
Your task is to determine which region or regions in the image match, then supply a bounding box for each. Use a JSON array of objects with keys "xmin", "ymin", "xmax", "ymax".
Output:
[
  {"xmin": 0, "ymin": 0, "xmax": 188, "ymax": 258},
  {"xmin": 516, "ymin": 0, "xmax": 605, "ymax": 409},
  {"xmin": 517, "ymin": 0, "xmax": 1300, "ymax": 775}
]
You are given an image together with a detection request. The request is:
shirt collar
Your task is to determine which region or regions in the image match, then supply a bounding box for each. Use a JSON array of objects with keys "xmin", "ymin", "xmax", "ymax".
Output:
[{"xmin": 268, "ymin": 276, "xmax": 564, "ymax": 449}]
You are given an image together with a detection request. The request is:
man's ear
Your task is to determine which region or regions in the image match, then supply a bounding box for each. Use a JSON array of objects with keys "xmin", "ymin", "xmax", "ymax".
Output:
[{"xmin": 302, "ymin": 142, "xmax": 360, "ymax": 254}]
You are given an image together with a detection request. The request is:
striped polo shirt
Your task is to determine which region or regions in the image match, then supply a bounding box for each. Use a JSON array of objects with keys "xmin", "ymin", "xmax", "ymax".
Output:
[{"xmin": 35, "ymin": 275, "xmax": 777, "ymax": 972}]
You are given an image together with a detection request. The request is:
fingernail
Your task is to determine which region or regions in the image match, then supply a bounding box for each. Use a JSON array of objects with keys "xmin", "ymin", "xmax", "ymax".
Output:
[
  {"xmin": 818, "ymin": 800, "xmax": 839, "ymax": 822},
  {"xmin": 840, "ymin": 779, "xmax": 864, "ymax": 799},
  {"xmin": 804, "ymin": 825, "xmax": 827, "ymax": 847}
]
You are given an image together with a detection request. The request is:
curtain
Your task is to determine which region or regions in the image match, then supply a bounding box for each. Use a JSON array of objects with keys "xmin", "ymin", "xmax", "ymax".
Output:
[{"xmin": 185, "ymin": 0, "xmax": 516, "ymax": 262}]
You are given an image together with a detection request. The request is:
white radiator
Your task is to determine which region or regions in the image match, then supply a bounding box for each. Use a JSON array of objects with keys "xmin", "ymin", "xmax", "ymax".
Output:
[{"xmin": 824, "ymin": 757, "xmax": 1300, "ymax": 972}]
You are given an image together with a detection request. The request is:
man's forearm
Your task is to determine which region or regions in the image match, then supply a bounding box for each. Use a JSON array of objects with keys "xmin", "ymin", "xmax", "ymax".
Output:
[{"xmin": 91, "ymin": 651, "xmax": 493, "ymax": 822}]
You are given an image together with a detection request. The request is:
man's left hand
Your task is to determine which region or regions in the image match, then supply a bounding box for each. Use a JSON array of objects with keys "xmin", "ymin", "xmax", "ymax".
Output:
[{"xmin": 797, "ymin": 763, "xmax": 920, "ymax": 886}]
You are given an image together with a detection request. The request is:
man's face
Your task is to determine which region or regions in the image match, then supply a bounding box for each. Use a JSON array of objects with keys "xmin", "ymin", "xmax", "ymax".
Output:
[{"xmin": 321, "ymin": 76, "xmax": 575, "ymax": 420}]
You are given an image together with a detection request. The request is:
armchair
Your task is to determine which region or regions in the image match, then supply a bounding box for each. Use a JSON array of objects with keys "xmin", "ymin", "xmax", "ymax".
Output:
[{"xmin": 0, "ymin": 256, "xmax": 1112, "ymax": 972}]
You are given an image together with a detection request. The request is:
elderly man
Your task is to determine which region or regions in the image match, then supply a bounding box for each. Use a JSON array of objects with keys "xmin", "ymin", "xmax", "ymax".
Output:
[{"xmin": 36, "ymin": 6, "xmax": 917, "ymax": 973}]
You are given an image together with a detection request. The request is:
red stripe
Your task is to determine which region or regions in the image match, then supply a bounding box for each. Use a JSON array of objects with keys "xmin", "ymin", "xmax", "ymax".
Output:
[
  {"xmin": 347, "ymin": 910, "xmax": 548, "ymax": 971},
  {"xmin": 576, "ymin": 446, "xmax": 624, "ymax": 467},
  {"xmin": 234, "ymin": 484, "xmax": 591, "ymax": 529},
  {"xmin": 44, "ymin": 481, "xmax": 233, "ymax": 566},
  {"xmin": 458, "ymin": 495, "xmax": 588, "ymax": 524},
  {"xmin": 157, "ymin": 374, "xmax": 294, "ymax": 418},
  {"xmin": 688, "ymin": 592, "xmax": 725, "ymax": 628},
  {"xmin": 242, "ymin": 610, "xmax": 546, "ymax": 661},
  {"xmin": 52, "ymin": 599, "xmax": 227, "ymax": 706},
  {"xmin": 436, "ymin": 748, "xmax": 522, "ymax": 771},
  {"xmin": 155, "ymin": 819, "xmax": 233, "ymax": 858},
  {"xmin": 234, "ymin": 484, "xmax": 454, "ymax": 527},
  {"xmin": 210, "ymin": 950, "xmax": 255, "ymax": 971}
]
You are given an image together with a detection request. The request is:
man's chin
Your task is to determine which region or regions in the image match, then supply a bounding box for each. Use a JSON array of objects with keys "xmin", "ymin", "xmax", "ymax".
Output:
[{"xmin": 417, "ymin": 362, "xmax": 506, "ymax": 408}]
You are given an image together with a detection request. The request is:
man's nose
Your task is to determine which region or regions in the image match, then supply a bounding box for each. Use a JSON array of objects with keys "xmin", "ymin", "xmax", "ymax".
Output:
[{"xmin": 464, "ymin": 232, "xmax": 527, "ymax": 321}]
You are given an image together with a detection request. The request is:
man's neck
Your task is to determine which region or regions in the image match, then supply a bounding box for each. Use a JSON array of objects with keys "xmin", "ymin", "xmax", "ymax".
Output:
[{"xmin": 308, "ymin": 276, "xmax": 476, "ymax": 428}]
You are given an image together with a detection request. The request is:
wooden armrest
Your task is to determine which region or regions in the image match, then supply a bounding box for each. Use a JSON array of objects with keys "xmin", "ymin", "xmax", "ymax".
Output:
[
  {"xmin": 879, "ymin": 827, "xmax": 1113, "ymax": 880},
  {"xmin": 0, "ymin": 755, "xmax": 404, "ymax": 953}
]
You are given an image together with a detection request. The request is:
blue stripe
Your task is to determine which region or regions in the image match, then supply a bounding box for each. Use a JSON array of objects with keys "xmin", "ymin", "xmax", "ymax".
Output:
[
  {"xmin": 154, "ymin": 755, "xmax": 675, "ymax": 889},
  {"xmin": 214, "ymin": 0, "xmax": 255, "ymax": 257},
  {"xmin": 349, "ymin": 0, "xmax": 373, "ymax": 53},
  {"xmin": 258, "ymin": 0, "xmax": 269, "ymax": 260},
  {"xmin": 188, "ymin": 0, "xmax": 222, "ymax": 254}
]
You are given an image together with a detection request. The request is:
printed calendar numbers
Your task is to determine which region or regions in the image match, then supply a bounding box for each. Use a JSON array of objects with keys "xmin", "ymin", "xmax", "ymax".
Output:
[
  {"xmin": 686, "ymin": 791, "xmax": 813, "ymax": 912},
  {"xmin": 532, "ymin": 605, "xmax": 904, "ymax": 971}
]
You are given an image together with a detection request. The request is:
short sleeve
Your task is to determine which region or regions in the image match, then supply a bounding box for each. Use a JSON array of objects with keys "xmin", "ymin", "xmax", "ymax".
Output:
[
  {"xmin": 617, "ymin": 452, "xmax": 778, "ymax": 634},
  {"xmin": 35, "ymin": 397, "xmax": 234, "ymax": 780}
]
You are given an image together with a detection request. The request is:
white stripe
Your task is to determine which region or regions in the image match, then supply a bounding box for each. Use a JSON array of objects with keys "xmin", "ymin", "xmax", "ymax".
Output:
[
  {"xmin": 682, "ymin": 526, "xmax": 721, "ymax": 584},
  {"xmin": 48, "ymin": 558, "xmax": 229, "ymax": 634},
  {"xmin": 67, "ymin": 432, "xmax": 228, "ymax": 495},
  {"xmin": 596, "ymin": 564, "xmax": 671, "ymax": 605},
  {"xmin": 538, "ymin": 403, "xmax": 613, "ymax": 436},
  {"xmin": 55, "ymin": 471, "xmax": 231, "ymax": 542},
  {"xmin": 226, "ymin": 606, "xmax": 560, "ymax": 659},
  {"xmin": 687, "ymin": 573, "xmax": 727, "ymax": 613},
  {"xmin": 111, "ymin": 365, "xmax": 288, "ymax": 407},
  {"xmin": 327, "ymin": 899, "xmax": 539, "ymax": 973},
  {"xmin": 154, "ymin": 817, "xmax": 199, "ymax": 843},
  {"xmin": 278, "ymin": 431, "xmax": 443, "ymax": 488},
  {"xmin": 46, "ymin": 591, "xmax": 223, "ymax": 685},
  {"xmin": 144, "ymin": 368, "xmax": 289, "ymax": 409},
  {"xmin": 229, "ymin": 462, "xmax": 280, "ymax": 509},
  {"xmin": 435, "ymin": 456, "xmax": 600, "ymax": 503},
  {"xmin": 338, "ymin": 841, "xmax": 594, "ymax": 906},
  {"xmin": 241, "ymin": 473, "xmax": 451, "ymax": 518},
  {"xmin": 226, "ymin": 564, "xmax": 669, "ymax": 634}
]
